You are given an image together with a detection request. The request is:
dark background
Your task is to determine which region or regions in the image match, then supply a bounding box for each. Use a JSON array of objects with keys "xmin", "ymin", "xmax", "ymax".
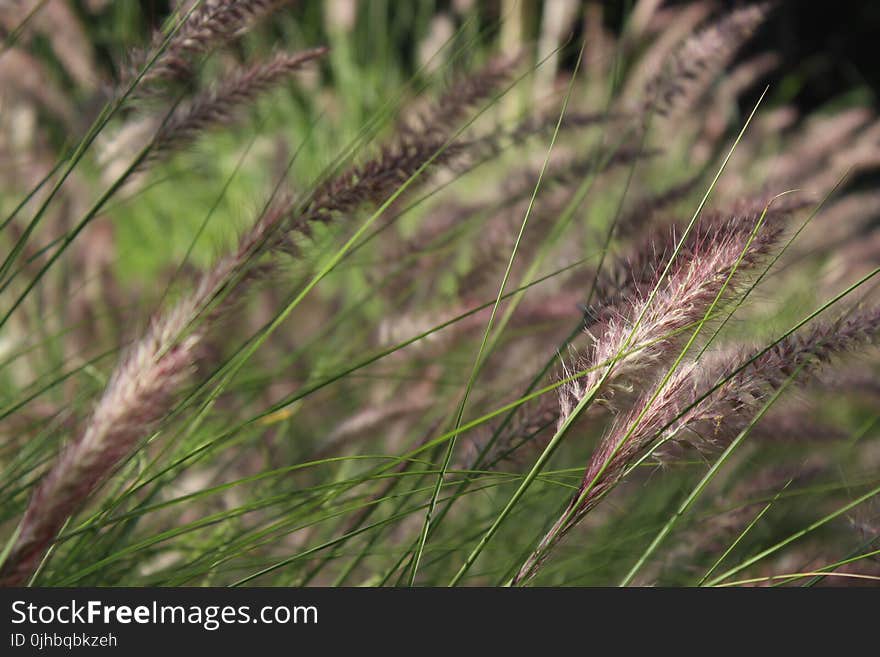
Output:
[{"xmin": 716, "ymin": 1, "xmax": 880, "ymax": 112}]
